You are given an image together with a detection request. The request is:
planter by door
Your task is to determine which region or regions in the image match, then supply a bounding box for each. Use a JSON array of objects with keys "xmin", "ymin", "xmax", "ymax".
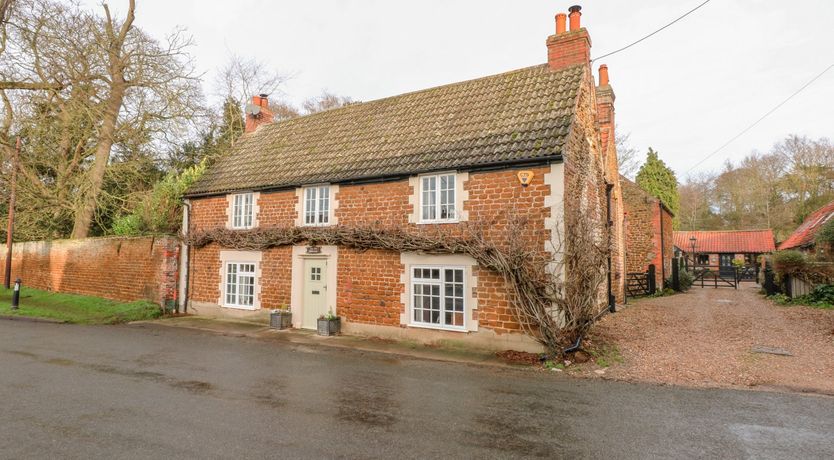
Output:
[
  {"xmin": 302, "ymin": 259, "xmax": 329, "ymax": 329},
  {"xmin": 317, "ymin": 318, "xmax": 340, "ymax": 336},
  {"xmin": 270, "ymin": 311, "xmax": 292, "ymax": 330}
]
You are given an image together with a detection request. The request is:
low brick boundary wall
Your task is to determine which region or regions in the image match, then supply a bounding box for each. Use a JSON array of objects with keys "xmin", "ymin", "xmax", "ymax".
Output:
[{"xmin": 0, "ymin": 236, "xmax": 180, "ymax": 306}]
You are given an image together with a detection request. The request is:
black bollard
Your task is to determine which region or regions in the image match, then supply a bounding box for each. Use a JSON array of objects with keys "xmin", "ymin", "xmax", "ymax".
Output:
[{"xmin": 11, "ymin": 278, "xmax": 20, "ymax": 310}]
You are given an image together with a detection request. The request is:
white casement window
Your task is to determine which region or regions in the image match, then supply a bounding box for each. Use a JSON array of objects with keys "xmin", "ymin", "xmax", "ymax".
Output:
[
  {"xmin": 303, "ymin": 185, "xmax": 331, "ymax": 226},
  {"xmin": 224, "ymin": 262, "xmax": 256, "ymax": 309},
  {"xmin": 232, "ymin": 193, "xmax": 254, "ymax": 229},
  {"xmin": 420, "ymin": 173, "xmax": 456, "ymax": 222},
  {"xmin": 411, "ymin": 266, "xmax": 465, "ymax": 330}
]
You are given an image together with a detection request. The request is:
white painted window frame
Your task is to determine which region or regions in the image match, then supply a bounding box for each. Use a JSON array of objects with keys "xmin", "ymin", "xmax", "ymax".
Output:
[
  {"xmin": 302, "ymin": 185, "xmax": 332, "ymax": 226},
  {"xmin": 223, "ymin": 261, "xmax": 257, "ymax": 310},
  {"xmin": 418, "ymin": 172, "xmax": 458, "ymax": 224},
  {"xmin": 409, "ymin": 264, "xmax": 466, "ymax": 331},
  {"xmin": 231, "ymin": 192, "xmax": 255, "ymax": 229}
]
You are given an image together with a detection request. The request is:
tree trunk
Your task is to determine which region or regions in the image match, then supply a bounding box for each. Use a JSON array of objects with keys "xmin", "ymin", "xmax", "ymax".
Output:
[
  {"xmin": 70, "ymin": 82, "xmax": 125, "ymax": 238},
  {"xmin": 69, "ymin": 0, "xmax": 134, "ymax": 239}
]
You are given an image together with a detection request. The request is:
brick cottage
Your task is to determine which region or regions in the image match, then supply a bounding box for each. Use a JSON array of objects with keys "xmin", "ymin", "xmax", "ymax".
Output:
[{"xmin": 181, "ymin": 6, "xmax": 626, "ymax": 351}]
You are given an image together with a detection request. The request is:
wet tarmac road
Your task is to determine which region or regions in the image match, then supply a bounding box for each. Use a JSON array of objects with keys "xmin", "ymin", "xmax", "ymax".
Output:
[{"xmin": 1, "ymin": 320, "xmax": 833, "ymax": 459}]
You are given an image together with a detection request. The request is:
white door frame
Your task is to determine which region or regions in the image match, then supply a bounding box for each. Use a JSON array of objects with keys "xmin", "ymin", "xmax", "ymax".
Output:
[{"xmin": 290, "ymin": 245, "xmax": 338, "ymax": 329}]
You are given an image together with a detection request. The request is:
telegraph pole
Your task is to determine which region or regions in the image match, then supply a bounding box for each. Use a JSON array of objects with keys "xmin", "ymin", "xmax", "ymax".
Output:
[{"xmin": 4, "ymin": 137, "xmax": 20, "ymax": 289}]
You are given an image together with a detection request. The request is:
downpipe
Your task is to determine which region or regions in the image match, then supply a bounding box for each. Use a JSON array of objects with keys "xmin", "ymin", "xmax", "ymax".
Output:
[{"xmin": 562, "ymin": 307, "xmax": 610, "ymax": 354}]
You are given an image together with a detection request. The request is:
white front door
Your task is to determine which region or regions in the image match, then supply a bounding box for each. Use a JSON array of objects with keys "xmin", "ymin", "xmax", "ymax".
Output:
[{"xmin": 302, "ymin": 259, "xmax": 329, "ymax": 329}]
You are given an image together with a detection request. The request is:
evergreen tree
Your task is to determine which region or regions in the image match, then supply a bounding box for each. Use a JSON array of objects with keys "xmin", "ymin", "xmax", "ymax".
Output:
[
  {"xmin": 636, "ymin": 148, "xmax": 680, "ymax": 219},
  {"xmin": 166, "ymin": 97, "xmax": 245, "ymax": 172}
]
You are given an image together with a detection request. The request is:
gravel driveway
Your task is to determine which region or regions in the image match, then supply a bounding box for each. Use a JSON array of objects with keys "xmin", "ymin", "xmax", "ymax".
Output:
[{"xmin": 592, "ymin": 284, "xmax": 834, "ymax": 394}]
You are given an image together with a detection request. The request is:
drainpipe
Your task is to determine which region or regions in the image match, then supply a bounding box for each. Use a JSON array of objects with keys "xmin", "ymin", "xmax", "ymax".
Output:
[
  {"xmin": 659, "ymin": 202, "xmax": 666, "ymax": 289},
  {"xmin": 606, "ymin": 183, "xmax": 615, "ymax": 312},
  {"xmin": 178, "ymin": 199, "xmax": 192, "ymax": 313}
]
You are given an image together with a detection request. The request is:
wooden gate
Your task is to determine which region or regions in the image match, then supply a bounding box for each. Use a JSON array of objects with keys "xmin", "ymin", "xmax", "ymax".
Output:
[
  {"xmin": 626, "ymin": 265, "xmax": 656, "ymax": 297},
  {"xmin": 692, "ymin": 265, "xmax": 738, "ymax": 289}
]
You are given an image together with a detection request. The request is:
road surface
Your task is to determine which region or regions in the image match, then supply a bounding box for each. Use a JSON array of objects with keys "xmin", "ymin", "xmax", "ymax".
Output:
[{"xmin": 1, "ymin": 320, "xmax": 832, "ymax": 459}]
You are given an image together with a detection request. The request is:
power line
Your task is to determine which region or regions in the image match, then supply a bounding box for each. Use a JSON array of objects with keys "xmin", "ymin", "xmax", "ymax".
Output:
[
  {"xmin": 686, "ymin": 62, "xmax": 834, "ymax": 174},
  {"xmin": 592, "ymin": 0, "xmax": 713, "ymax": 62}
]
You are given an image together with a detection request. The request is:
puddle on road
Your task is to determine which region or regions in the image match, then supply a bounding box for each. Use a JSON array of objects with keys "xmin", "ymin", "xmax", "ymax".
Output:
[
  {"xmin": 334, "ymin": 372, "xmax": 400, "ymax": 428},
  {"xmin": 247, "ymin": 377, "xmax": 289, "ymax": 409},
  {"xmin": 4, "ymin": 348, "xmax": 214, "ymax": 395}
]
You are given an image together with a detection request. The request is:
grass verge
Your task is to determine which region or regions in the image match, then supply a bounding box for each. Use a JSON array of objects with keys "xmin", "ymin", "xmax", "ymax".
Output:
[{"xmin": 0, "ymin": 287, "xmax": 162, "ymax": 324}]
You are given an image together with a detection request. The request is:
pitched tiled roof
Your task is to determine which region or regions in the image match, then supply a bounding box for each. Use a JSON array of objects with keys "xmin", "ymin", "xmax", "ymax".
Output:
[
  {"xmin": 674, "ymin": 230, "xmax": 776, "ymax": 254},
  {"xmin": 778, "ymin": 200, "xmax": 834, "ymax": 250},
  {"xmin": 186, "ymin": 64, "xmax": 585, "ymax": 196}
]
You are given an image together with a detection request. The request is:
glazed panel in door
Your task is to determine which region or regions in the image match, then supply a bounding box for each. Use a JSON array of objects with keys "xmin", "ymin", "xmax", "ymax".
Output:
[
  {"xmin": 719, "ymin": 254, "xmax": 734, "ymax": 277},
  {"xmin": 302, "ymin": 259, "xmax": 328, "ymax": 329}
]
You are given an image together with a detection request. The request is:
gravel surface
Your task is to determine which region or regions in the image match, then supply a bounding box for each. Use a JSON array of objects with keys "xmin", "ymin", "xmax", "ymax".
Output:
[{"xmin": 591, "ymin": 284, "xmax": 834, "ymax": 394}]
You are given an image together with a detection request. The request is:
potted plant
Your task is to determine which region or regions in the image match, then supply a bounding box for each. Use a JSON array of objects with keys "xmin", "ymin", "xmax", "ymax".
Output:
[
  {"xmin": 269, "ymin": 306, "xmax": 292, "ymax": 330},
  {"xmin": 317, "ymin": 310, "xmax": 340, "ymax": 336}
]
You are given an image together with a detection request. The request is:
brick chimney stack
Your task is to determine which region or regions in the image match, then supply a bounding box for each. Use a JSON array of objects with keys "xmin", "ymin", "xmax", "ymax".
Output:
[
  {"xmin": 596, "ymin": 64, "xmax": 616, "ymax": 156},
  {"xmin": 546, "ymin": 5, "xmax": 591, "ymax": 71},
  {"xmin": 245, "ymin": 94, "xmax": 274, "ymax": 133}
]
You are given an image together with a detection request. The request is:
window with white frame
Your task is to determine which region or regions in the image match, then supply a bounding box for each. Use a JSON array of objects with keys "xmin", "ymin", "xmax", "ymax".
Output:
[
  {"xmin": 411, "ymin": 266, "xmax": 465, "ymax": 329},
  {"xmin": 303, "ymin": 185, "xmax": 331, "ymax": 226},
  {"xmin": 224, "ymin": 262, "xmax": 256, "ymax": 308},
  {"xmin": 232, "ymin": 193, "xmax": 254, "ymax": 229},
  {"xmin": 420, "ymin": 173, "xmax": 456, "ymax": 222}
]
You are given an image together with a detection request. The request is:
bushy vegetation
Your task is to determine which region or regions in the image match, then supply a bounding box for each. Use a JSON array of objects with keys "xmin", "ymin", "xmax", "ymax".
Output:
[
  {"xmin": 772, "ymin": 250, "xmax": 807, "ymax": 275},
  {"xmin": 815, "ymin": 218, "xmax": 834, "ymax": 247},
  {"xmin": 769, "ymin": 284, "xmax": 834, "ymax": 309},
  {"xmin": 111, "ymin": 160, "xmax": 207, "ymax": 236},
  {"xmin": 679, "ymin": 269, "xmax": 694, "ymax": 291}
]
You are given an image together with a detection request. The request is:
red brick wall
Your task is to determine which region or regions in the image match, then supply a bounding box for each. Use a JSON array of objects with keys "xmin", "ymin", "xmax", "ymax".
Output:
[
  {"xmin": 258, "ymin": 190, "xmax": 297, "ymax": 226},
  {"xmin": 0, "ymin": 236, "xmax": 179, "ymax": 306},
  {"xmin": 260, "ymin": 247, "xmax": 293, "ymax": 307},
  {"xmin": 187, "ymin": 167, "xmax": 554, "ymax": 335},
  {"xmin": 622, "ymin": 179, "xmax": 673, "ymax": 288},
  {"xmin": 337, "ymin": 248, "xmax": 403, "ymax": 326},
  {"xmin": 337, "ymin": 182, "xmax": 410, "ymax": 227}
]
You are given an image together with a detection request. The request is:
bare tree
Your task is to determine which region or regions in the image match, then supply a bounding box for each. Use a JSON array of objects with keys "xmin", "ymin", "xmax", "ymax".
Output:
[
  {"xmin": 269, "ymin": 99, "xmax": 300, "ymax": 121},
  {"xmin": 70, "ymin": 0, "xmax": 137, "ymax": 238},
  {"xmin": 302, "ymin": 90, "xmax": 353, "ymax": 114},
  {"xmin": 615, "ymin": 130, "xmax": 640, "ymax": 179},
  {"xmin": 0, "ymin": 0, "xmax": 202, "ymax": 239},
  {"xmin": 71, "ymin": 0, "xmax": 202, "ymax": 237},
  {"xmin": 214, "ymin": 53, "xmax": 290, "ymax": 140}
]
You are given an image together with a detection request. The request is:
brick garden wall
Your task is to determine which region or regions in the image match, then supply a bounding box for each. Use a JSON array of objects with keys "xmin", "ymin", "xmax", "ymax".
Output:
[
  {"xmin": 622, "ymin": 179, "xmax": 673, "ymax": 288},
  {"xmin": 0, "ymin": 236, "xmax": 180, "ymax": 306}
]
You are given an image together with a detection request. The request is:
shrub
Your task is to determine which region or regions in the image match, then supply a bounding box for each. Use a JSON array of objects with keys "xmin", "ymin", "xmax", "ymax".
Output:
[
  {"xmin": 772, "ymin": 250, "xmax": 806, "ymax": 275},
  {"xmin": 815, "ymin": 218, "xmax": 834, "ymax": 246},
  {"xmin": 111, "ymin": 160, "xmax": 207, "ymax": 236},
  {"xmin": 679, "ymin": 269, "xmax": 693, "ymax": 291},
  {"xmin": 807, "ymin": 284, "xmax": 834, "ymax": 305}
]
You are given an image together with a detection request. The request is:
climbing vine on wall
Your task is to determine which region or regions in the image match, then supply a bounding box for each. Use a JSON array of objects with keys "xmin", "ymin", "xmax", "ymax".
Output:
[{"xmin": 185, "ymin": 215, "xmax": 608, "ymax": 356}]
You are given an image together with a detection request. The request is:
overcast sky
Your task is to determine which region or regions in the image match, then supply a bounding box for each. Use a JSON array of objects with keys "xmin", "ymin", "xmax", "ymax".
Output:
[{"xmin": 79, "ymin": 0, "xmax": 834, "ymax": 179}]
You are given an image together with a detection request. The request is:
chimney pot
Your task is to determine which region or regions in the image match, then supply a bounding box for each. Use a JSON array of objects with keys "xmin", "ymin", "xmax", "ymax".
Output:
[
  {"xmin": 569, "ymin": 5, "xmax": 582, "ymax": 31},
  {"xmin": 556, "ymin": 13, "xmax": 567, "ymax": 34},
  {"xmin": 599, "ymin": 64, "xmax": 609, "ymax": 86},
  {"xmin": 246, "ymin": 94, "xmax": 274, "ymax": 133},
  {"xmin": 253, "ymin": 94, "xmax": 269, "ymax": 108}
]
